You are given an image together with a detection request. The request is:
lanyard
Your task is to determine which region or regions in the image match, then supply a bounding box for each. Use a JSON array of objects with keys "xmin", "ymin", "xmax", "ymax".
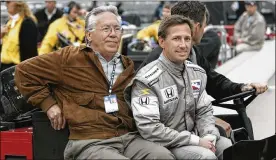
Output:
[{"xmin": 108, "ymin": 59, "xmax": 117, "ymax": 95}]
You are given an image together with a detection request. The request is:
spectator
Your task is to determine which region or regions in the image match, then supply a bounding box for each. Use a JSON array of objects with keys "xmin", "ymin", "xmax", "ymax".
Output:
[
  {"xmin": 136, "ymin": 3, "xmax": 172, "ymax": 44},
  {"xmin": 14, "ymin": 5, "xmax": 174, "ymax": 160},
  {"xmin": 34, "ymin": 1, "xmax": 63, "ymax": 42},
  {"xmin": 153, "ymin": 1, "xmax": 165, "ymax": 21},
  {"xmin": 1, "ymin": 1, "xmax": 38, "ymax": 71},
  {"xmin": 234, "ymin": 1, "xmax": 266, "ymax": 54},
  {"xmin": 39, "ymin": 1, "xmax": 85, "ymax": 55}
]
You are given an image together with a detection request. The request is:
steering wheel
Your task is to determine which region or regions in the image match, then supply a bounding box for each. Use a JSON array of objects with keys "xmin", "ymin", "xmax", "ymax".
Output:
[
  {"xmin": 212, "ymin": 89, "xmax": 257, "ymax": 140},
  {"xmin": 212, "ymin": 89, "xmax": 257, "ymax": 106}
]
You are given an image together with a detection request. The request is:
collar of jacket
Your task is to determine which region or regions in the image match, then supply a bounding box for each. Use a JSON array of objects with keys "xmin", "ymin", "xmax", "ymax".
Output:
[
  {"xmin": 245, "ymin": 11, "xmax": 260, "ymax": 22},
  {"xmin": 94, "ymin": 51, "xmax": 121, "ymax": 62},
  {"xmin": 159, "ymin": 53, "xmax": 185, "ymax": 77},
  {"xmin": 79, "ymin": 44, "xmax": 129, "ymax": 69},
  {"xmin": 187, "ymin": 47, "xmax": 198, "ymax": 64}
]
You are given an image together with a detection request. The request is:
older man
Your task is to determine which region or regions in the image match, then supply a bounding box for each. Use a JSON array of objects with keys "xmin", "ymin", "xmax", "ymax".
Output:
[
  {"xmin": 125, "ymin": 15, "xmax": 232, "ymax": 160},
  {"xmin": 15, "ymin": 5, "xmax": 174, "ymax": 160}
]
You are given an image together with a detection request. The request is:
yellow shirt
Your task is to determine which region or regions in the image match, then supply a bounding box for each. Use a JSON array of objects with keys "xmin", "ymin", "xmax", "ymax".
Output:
[
  {"xmin": 39, "ymin": 15, "xmax": 85, "ymax": 55},
  {"xmin": 136, "ymin": 20, "xmax": 160, "ymax": 42},
  {"xmin": 1, "ymin": 15, "xmax": 24, "ymax": 64}
]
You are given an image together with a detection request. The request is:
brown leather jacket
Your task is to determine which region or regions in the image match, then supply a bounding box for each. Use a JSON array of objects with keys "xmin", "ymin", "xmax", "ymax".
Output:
[{"xmin": 15, "ymin": 45, "xmax": 136, "ymax": 140}]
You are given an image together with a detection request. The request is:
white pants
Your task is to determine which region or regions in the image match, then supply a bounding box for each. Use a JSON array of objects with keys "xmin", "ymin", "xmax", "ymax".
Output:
[
  {"xmin": 236, "ymin": 43, "xmax": 263, "ymax": 54},
  {"xmin": 64, "ymin": 132, "xmax": 175, "ymax": 159},
  {"xmin": 170, "ymin": 136, "xmax": 232, "ymax": 160}
]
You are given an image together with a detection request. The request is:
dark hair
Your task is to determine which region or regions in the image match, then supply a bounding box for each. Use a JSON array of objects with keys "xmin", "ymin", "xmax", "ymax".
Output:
[
  {"xmin": 171, "ymin": 1, "xmax": 206, "ymax": 26},
  {"xmin": 64, "ymin": 1, "xmax": 81, "ymax": 14},
  {"xmin": 158, "ymin": 15, "xmax": 193, "ymax": 39}
]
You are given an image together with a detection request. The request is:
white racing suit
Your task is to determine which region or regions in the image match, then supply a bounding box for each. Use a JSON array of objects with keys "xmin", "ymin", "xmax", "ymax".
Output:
[{"xmin": 124, "ymin": 54, "xmax": 231, "ymax": 159}]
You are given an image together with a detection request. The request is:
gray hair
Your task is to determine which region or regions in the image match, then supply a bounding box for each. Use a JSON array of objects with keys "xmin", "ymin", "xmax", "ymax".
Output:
[{"xmin": 85, "ymin": 5, "xmax": 122, "ymax": 32}]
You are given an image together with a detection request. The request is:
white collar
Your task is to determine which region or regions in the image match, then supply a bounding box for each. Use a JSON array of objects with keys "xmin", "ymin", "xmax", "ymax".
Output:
[
  {"xmin": 45, "ymin": 8, "xmax": 57, "ymax": 19},
  {"xmin": 10, "ymin": 13, "xmax": 20, "ymax": 21},
  {"xmin": 10, "ymin": 13, "xmax": 20, "ymax": 28},
  {"xmin": 95, "ymin": 51, "xmax": 121, "ymax": 62}
]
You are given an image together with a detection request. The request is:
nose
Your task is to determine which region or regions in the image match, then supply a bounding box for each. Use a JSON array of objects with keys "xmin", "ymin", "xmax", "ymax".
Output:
[
  {"xmin": 179, "ymin": 38, "xmax": 188, "ymax": 49},
  {"xmin": 108, "ymin": 28, "xmax": 117, "ymax": 38}
]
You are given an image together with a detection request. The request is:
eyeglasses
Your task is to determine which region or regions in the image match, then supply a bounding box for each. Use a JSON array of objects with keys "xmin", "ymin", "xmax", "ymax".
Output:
[{"xmin": 92, "ymin": 25, "xmax": 122, "ymax": 34}]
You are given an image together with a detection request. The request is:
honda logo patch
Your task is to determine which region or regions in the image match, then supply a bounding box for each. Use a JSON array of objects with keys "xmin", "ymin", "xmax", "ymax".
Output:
[
  {"xmin": 139, "ymin": 97, "xmax": 150, "ymax": 105},
  {"xmin": 161, "ymin": 85, "xmax": 178, "ymax": 105},
  {"xmin": 165, "ymin": 87, "xmax": 174, "ymax": 98}
]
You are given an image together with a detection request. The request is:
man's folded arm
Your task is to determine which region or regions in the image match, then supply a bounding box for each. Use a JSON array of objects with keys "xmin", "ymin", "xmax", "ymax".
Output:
[{"xmin": 15, "ymin": 49, "xmax": 64, "ymax": 111}]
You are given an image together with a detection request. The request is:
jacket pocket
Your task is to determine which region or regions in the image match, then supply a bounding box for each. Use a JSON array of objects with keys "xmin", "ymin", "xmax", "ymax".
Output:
[
  {"xmin": 63, "ymin": 93, "xmax": 98, "ymax": 126},
  {"xmin": 72, "ymin": 92, "xmax": 95, "ymax": 109}
]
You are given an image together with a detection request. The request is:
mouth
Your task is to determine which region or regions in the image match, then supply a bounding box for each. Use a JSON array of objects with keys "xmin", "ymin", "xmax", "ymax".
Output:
[
  {"xmin": 176, "ymin": 51, "xmax": 188, "ymax": 54},
  {"xmin": 106, "ymin": 41, "xmax": 119, "ymax": 48},
  {"xmin": 106, "ymin": 41, "xmax": 118, "ymax": 44}
]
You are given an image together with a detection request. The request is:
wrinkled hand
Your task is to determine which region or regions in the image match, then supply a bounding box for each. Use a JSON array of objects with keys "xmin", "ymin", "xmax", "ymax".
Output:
[
  {"xmin": 215, "ymin": 117, "xmax": 232, "ymax": 137},
  {"xmin": 241, "ymin": 83, "xmax": 268, "ymax": 95},
  {"xmin": 199, "ymin": 138, "xmax": 216, "ymax": 153},
  {"xmin": 46, "ymin": 104, "xmax": 66, "ymax": 130}
]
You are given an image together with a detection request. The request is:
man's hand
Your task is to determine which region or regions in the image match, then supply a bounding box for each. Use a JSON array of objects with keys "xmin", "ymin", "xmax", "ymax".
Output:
[
  {"xmin": 46, "ymin": 104, "xmax": 66, "ymax": 130},
  {"xmin": 199, "ymin": 138, "xmax": 216, "ymax": 153},
  {"xmin": 241, "ymin": 83, "xmax": 268, "ymax": 95},
  {"xmin": 215, "ymin": 117, "xmax": 232, "ymax": 137}
]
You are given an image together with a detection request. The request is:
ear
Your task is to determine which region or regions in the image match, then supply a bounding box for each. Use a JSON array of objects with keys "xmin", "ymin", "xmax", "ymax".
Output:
[
  {"xmin": 194, "ymin": 22, "xmax": 201, "ymax": 33},
  {"xmin": 86, "ymin": 32, "xmax": 92, "ymax": 42},
  {"xmin": 158, "ymin": 37, "xmax": 165, "ymax": 49}
]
